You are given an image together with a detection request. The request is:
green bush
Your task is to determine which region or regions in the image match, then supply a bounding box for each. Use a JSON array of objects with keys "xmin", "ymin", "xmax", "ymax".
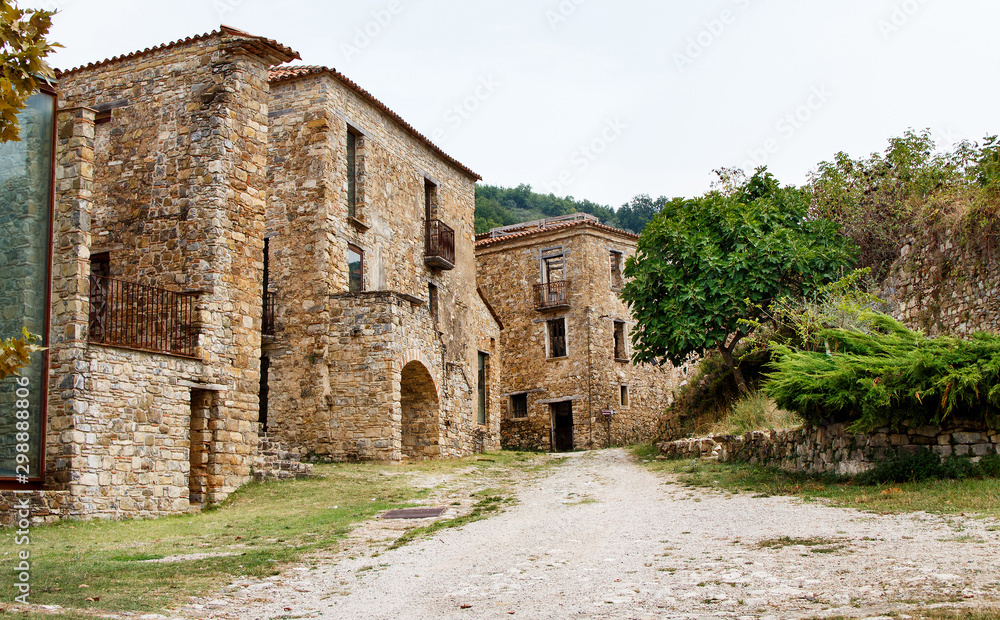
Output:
[
  {"xmin": 765, "ymin": 312, "xmax": 1000, "ymax": 432},
  {"xmin": 858, "ymin": 449, "xmax": 1000, "ymax": 485}
]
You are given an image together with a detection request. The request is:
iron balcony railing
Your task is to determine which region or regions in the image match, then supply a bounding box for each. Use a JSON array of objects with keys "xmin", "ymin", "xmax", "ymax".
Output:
[
  {"xmin": 88, "ymin": 275, "xmax": 196, "ymax": 357},
  {"xmin": 424, "ymin": 219, "xmax": 455, "ymax": 269},
  {"xmin": 534, "ymin": 280, "xmax": 571, "ymax": 310},
  {"xmin": 263, "ymin": 291, "xmax": 276, "ymax": 336}
]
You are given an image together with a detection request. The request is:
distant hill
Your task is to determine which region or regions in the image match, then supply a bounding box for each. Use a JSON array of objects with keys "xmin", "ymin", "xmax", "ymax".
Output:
[{"xmin": 474, "ymin": 183, "xmax": 671, "ymax": 235}]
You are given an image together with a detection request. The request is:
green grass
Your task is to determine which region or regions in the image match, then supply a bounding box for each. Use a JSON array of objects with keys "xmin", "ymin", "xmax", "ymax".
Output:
[
  {"xmin": 631, "ymin": 446, "xmax": 1000, "ymax": 517},
  {"xmin": 0, "ymin": 451, "xmax": 550, "ymax": 618},
  {"xmin": 709, "ymin": 391, "xmax": 802, "ymax": 435}
]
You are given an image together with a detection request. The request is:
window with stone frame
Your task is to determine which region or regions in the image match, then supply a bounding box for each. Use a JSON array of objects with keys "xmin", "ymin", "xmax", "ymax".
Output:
[
  {"xmin": 620, "ymin": 384, "xmax": 629, "ymax": 407},
  {"xmin": 510, "ymin": 393, "xmax": 528, "ymax": 419},
  {"xmin": 610, "ymin": 250, "xmax": 624, "ymax": 290},
  {"xmin": 428, "ymin": 282, "xmax": 438, "ymax": 321},
  {"xmin": 346, "ymin": 126, "xmax": 365, "ymax": 222},
  {"xmin": 477, "ymin": 352, "xmax": 489, "ymax": 425},
  {"xmin": 613, "ymin": 320, "xmax": 627, "ymax": 361},
  {"xmin": 547, "ymin": 317, "xmax": 567, "ymax": 358},
  {"xmin": 347, "ymin": 244, "xmax": 364, "ymax": 292}
]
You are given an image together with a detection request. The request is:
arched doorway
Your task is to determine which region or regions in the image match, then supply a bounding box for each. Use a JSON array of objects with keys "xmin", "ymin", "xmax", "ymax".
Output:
[{"xmin": 400, "ymin": 361, "xmax": 440, "ymax": 460}]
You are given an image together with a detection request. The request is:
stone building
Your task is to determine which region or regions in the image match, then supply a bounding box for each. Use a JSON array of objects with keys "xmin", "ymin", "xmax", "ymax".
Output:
[
  {"xmin": 262, "ymin": 65, "xmax": 502, "ymax": 461},
  {"xmin": 0, "ymin": 26, "xmax": 500, "ymax": 522},
  {"xmin": 476, "ymin": 213, "xmax": 680, "ymax": 451}
]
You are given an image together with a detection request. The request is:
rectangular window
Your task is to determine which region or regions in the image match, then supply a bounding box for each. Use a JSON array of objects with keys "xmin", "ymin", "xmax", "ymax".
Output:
[
  {"xmin": 620, "ymin": 385, "xmax": 629, "ymax": 407},
  {"xmin": 613, "ymin": 320, "xmax": 626, "ymax": 361},
  {"xmin": 428, "ymin": 282, "xmax": 438, "ymax": 321},
  {"xmin": 478, "ymin": 352, "xmax": 488, "ymax": 425},
  {"xmin": 424, "ymin": 178, "xmax": 436, "ymax": 222},
  {"xmin": 610, "ymin": 250, "xmax": 624, "ymax": 290},
  {"xmin": 510, "ymin": 393, "xmax": 528, "ymax": 419},
  {"xmin": 547, "ymin": 318, "xmax": 567, "ymax": 358},
  {"xmin": 541, "ymin": 247, "xmax": 564, "ymax": 283},
  {"xmin": 346, "ymin": 129, "xmax": 358, "ymax": 219},
  {"xmin": 347, "ymin": 244, "xmax": 363, "ymax": 292}
]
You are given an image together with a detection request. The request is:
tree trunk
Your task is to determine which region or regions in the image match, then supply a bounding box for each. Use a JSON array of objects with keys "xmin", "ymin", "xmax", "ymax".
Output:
[{"xmin": 718, "ymin": 343, "xmax": 749, "ymax": 394}]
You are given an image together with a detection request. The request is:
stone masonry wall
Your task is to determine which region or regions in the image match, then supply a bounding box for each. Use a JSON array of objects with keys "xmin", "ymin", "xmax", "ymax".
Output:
[
  {"xmin": 264, "ymin": 69, "xmax": 500, "ymax": 461},
  {"xmin": 477, "ymin": 221, "xmax": 679, "ymax": 452},
  {"xmin": 885, "ymin": 233, "xmax": 1000, "ymax": 336},
  {"xmin": 56, "ymin": 30, "xmax": 293, "ymax": 505},
  {"xmin": 659, "ymin": 420, "xmax": 1000, "ymax": 477}
]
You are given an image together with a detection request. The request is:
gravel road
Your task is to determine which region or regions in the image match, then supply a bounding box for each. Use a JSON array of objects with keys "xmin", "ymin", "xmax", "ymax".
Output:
[{"xmin": 187, "ymin": 449, "xmax": 1000, "ymax": 620}]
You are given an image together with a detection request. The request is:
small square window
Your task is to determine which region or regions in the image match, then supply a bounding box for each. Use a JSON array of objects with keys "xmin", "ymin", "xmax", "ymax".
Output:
[
  {"xmin": 510, "ymin": 393, "xmax": 528, "ymax": 419},
  {"xmin": 547, "ymin": 318, "xmax": 567, "ymax": 358},
  {"xmin": 347, "ymin": 244, "xmax": 363, "ymax": 293},
  {"xmin": 620, "ymin": 385, "xmax": 629, "ymax": 407}
]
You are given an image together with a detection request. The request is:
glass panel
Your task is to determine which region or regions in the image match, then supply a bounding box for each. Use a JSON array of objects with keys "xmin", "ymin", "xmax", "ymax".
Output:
[
  {"xmin": 0, "ymin": 92, "xmax": 54, "ymax": 481},
  {"xmin": 346, "ymin": 131, "xmax": 356, "ymax": 218},
  {"xmin": 477, "ymin": 353, "xmax": 487, "ymax": 424},
  {"xmin": 347, "ymin": 246, "xmax": 362, "ymax": 292}
]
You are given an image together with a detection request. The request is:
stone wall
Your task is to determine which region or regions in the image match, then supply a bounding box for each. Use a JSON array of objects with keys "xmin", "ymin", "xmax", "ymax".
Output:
[
  {"xmin": 885, "ymin": 232, "xmax": 1000, "ymax": 336},
  {"xmin": 477, "ymin": 219, "xmax": 680, "ymax": 452},
  {"xmin": 659, "ymin": 420, "xmax": 1000, "ymax": 476},
  {"xmin": 264, "ymin": 68, "xmax": 500, "ymax": 461}
]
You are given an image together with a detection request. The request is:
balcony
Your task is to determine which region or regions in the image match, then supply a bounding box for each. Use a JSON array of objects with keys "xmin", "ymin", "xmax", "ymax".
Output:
[
  {"xmin": 424, "ymin": 219, "xmax": 455, "ymax": 270},
  {"xmin": 262, "ymin": 291, "xmax": 276, "ymax": 338},
  {"xmin": 534, "ymin": 280, "xmax": 571, "ymax": 310},
  {"xmin": 88, "ymin": 275, "xmax": 197, "ymax": 357}
]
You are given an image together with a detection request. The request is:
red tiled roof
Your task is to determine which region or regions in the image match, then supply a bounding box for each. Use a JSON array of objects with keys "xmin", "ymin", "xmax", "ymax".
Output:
[
  {"xmin": 56, "ymin": 25, "xmax": 300, "ymax": 77},
  {"xmin": 475, "ymin": 219, "xmax": 638, "ymax": 248},
  {"xmin": 270, "ymin": 65, "xmax": 481, "ymax": 181}
]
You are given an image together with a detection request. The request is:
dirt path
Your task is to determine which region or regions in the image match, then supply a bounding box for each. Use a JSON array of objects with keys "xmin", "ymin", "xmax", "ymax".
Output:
[{"xmin": 184, "ymin": 450, "xmax": 1000, "ymax": 619}]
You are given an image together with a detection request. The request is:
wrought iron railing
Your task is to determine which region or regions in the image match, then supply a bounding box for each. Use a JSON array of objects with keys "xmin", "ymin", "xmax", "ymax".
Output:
[
  {"xmin": 425, "ymin": 219, "xmax": 455, "ymax": 268},
  {"xmin": 88, "ymin": 275, "xmax": 196, "ymax": 357},
  {"xmin": 534, "ymin": 280, "xmax": 571, "ymax": 309},
  {"xmin": 263, "ymin": 291, "xmax": 276, "ymax": 336}
]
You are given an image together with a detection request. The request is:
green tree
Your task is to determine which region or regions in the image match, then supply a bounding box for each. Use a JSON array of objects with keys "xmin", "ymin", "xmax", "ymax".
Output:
[
  {"xmin": 0, "ymin": 0, "xmax": 58, "ymax": 142},
  {"xmin": 620, "ymin": 169, "xmax": 857, "ymax": 392}
]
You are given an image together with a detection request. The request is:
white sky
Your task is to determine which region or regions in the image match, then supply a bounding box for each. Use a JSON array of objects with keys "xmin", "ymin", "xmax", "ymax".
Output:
[{"xmin": 25, "ymin": 0, "xmax": 1000, "ymax": 208}]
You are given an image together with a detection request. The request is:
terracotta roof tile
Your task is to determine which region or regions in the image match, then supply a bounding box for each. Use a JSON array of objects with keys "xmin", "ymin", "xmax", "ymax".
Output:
[
  {"xmin": 475, "ymin": 219, "xmax": 638, "ymax": 248},
  {"xmin": 56, "ymin": 25, "xmax": 299, "ymax": 77},
  {"xmin": 269, "ymin": 65, "xmax": 480, "ymax": 181}
]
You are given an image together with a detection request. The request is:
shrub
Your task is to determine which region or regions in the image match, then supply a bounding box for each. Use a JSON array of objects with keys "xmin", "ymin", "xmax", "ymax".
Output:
[
  {"xmin": 858, "ymin": 449, "xmax": 1000, "ymax": 485},
  {"xmin": 765, "ymin": 312, "xmax": 1000, "ymax": 432},
  {"xmin": 709, "ymin": 391, "xmax": 801, "ymax": 436}
]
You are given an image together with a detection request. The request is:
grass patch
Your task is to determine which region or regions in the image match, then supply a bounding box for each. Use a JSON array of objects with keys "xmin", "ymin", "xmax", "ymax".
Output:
[
  {"xmin": 757, "ymin": 536, "xmax": 843, "ymax": 549},
  {"xmin": 708, "ymin": 391, "xmax": 801, "ymax": 436},
  {"xmin": 388, "ymin": 488, "xmax": 515, "ymax": 550},
  {"xmin": 0, "ymin": 451, "xmax": 550, "ymax": 617},
  {"xmin": 632, "ymin": 450, "xmax": 1000, "ymax": 517}
]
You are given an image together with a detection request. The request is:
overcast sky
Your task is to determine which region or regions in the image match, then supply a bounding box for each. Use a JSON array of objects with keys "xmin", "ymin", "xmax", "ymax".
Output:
[{"xmin": 25, "ymin": 0, "xmax": 1000, "ymax": 208}]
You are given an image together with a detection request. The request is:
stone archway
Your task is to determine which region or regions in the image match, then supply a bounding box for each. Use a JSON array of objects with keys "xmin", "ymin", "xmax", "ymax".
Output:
[{"xmin": 400, "ymin": 361, "xmax": 441, "ymax": 460}]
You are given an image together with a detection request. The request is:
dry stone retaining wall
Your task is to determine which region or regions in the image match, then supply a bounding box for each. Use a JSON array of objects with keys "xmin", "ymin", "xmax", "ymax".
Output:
[{"xmin": 659, "ymin": 420, "xmax": 1000, "ymax": 476}]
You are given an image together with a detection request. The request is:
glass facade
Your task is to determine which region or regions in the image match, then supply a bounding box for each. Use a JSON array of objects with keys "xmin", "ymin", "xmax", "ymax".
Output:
[{"xmin": 0, "ymin": 91, "xmax": 55, "ymax": 483}]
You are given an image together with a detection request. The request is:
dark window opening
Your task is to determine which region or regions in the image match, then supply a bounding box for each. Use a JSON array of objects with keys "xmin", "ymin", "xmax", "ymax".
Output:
[
  {"xmin": 428, "ymin": 282, "xmax": 438, "ymax": 320},
  {"xmin": 548, "ymin": 318, "xmax": 567, "ymax": 358},
  {"xmin": 478, "ymin": 352, "xmax": 488, "ymax": 425},
  {"xmin": 620, "ymin": 384, "xmax": 629, "ymax": 407},
  {"xmin": 613, "ymin": 320, "xmax": 626, "ymax": 361},
  {"xmin": 347, "ymin": 244, "xmax": 363, "ymax": 293},
  {"xmin": 90, "ymin": 251, "xmax": 110, "ymax": 278},
  {"xmin": 424, "ymin": 178, "xmax": 436, "ymax": 222},
  {"xmin": 541, "ymin": 247, "xmax": 564, "ymax": 283},
  {"xmin": 510, "ymin": 393, "xmax": 528, "ymax": 419},
  {"xmin": 610, "ymin": 250, "xmax": 624, "ymax": 290}
]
